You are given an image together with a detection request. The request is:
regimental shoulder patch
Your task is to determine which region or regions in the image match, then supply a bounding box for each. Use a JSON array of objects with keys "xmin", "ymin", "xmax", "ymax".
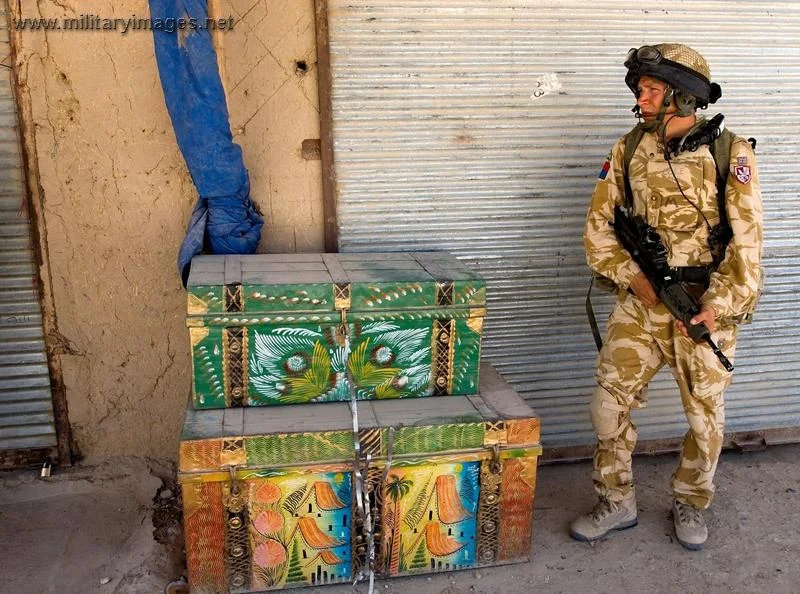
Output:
[
  {"xmin": 598, "ymin": 160, "xmax": 611, "ymax": 180},
  {"xmin": 734, "ymin": 165, "xmax": 751, "ymax": 184}
]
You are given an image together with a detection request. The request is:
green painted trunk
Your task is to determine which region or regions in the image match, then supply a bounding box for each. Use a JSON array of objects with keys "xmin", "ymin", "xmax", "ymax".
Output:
[
  {"xmin": 178, "ymin": 364, "xmax": 541, "ymax": 592},
  {"xmin": 187, "ymin": 253, "xmax": 486, "ymax": 409}
]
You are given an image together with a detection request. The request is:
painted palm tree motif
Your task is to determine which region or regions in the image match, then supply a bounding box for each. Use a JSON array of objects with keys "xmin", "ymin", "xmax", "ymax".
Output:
[
  {"xmin": 384, "ymin": 463, "xmax": 479, "ymax": 576},
  {"xmin": 384, "ymin": 473, "xmax": 414, "ymax": 575}
]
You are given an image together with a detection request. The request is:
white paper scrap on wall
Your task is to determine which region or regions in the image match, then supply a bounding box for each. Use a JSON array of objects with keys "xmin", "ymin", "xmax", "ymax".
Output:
[{"xmin": 530, "ymin": 73, "xmax": 562, "ymax": 101}]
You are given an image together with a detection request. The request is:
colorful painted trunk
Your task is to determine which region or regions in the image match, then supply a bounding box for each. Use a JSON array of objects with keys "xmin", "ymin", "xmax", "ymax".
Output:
[
  {"xmin": 187, "ymin": 253, "xmax": 486, "ymax": 409},
  {"xmin": 179, "ymin": 364, "xmax": 541, "ymax": 592}
]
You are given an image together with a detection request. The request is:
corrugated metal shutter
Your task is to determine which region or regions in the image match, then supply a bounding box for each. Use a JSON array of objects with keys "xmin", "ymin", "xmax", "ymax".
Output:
[
  {"xmin": 327, "ymin": 1, "xmax": 800, "ymax": 447},
  {"xmin": 0, "ymin": 9, "xmax": 56, "ymax": 451}
]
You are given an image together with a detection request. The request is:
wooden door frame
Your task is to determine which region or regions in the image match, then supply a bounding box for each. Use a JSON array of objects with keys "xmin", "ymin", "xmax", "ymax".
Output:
[{"xmin": 314, "ymin": 0, "xmax": 339, "ymax": 253}]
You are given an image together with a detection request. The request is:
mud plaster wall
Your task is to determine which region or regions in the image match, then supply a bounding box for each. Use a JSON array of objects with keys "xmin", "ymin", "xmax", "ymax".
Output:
[
  {"xmin": 222, "ymin": 0, "xmax": 324, "ymax": 252},
  {"xmin": 10, "ymin": 0, "xmax": 323, "ymax": 460}
]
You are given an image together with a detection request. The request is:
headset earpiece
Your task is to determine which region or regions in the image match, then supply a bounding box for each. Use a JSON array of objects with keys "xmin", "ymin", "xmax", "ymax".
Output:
[{"xmin": 673, "ymin": 90, "xmax": 698, "ymax": 117}]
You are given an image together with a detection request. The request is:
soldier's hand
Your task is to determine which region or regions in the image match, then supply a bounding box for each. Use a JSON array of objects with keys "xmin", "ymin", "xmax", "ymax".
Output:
[
  {"xmin": 630, "ymin": 272, "xmax": 660, "ymax": 307},
  {"xmin": 676, "ymin": 305, "xmax": 717, "ymax": 338}
]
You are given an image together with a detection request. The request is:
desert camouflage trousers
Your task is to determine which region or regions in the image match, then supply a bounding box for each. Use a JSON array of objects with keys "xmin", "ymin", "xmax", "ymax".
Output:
[{"xmin": 591, "ymin": 292, "xmax": 737, "ymax": 510}]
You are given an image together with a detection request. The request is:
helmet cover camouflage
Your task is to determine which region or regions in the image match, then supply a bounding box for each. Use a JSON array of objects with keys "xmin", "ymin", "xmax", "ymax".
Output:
[{"xmin": 625, "ymin": 43, "xmax": 721, "ymax": 107}]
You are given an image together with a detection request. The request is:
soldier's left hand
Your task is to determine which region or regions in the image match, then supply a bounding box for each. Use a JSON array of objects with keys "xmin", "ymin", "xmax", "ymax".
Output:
[{"xmin": 676, "ymin": 305, "xmax": 716, "ymax": 338}]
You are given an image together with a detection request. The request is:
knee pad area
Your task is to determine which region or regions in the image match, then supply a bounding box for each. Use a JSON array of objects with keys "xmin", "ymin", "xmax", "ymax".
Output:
[{"xmin": 590, "ymin": 385, "xmax": 632, "ymax": 441}]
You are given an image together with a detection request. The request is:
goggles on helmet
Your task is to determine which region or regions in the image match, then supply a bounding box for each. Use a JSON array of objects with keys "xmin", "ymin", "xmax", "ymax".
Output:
[{"xmin": 624, "ymin": 45, "xmax": 663, "ymax": 69}]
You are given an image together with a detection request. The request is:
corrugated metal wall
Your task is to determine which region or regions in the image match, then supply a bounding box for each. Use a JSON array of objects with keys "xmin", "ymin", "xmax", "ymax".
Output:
[
  {"xmin": 0, "ymin": 8, "xmax": 56, "ymax": 451},
  {"xmin": 327, "ymin": 0, "xmax": 800, "ymax": 447}
]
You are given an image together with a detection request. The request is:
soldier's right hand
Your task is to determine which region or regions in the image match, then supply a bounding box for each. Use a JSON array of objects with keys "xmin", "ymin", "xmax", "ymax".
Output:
[{"xmin": 630, "ymin": 272, "xmax": 660, "ymax": 308}]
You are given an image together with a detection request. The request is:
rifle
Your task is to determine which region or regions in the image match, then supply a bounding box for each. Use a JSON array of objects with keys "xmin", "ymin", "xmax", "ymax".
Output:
[{"xmin": 613, "ymin": 204, "xmax": 734, "ymax": 372}]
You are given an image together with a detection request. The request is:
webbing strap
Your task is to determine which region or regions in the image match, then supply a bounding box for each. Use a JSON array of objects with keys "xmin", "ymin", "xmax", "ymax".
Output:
[
  {"xmin": 585, "ymin": 275, "xmax": 604, "ymax": 352},
  {"xmin": 711, "ymin": 128, "xmax": 734, "ymax": 244},
  {"xmin": 600, "ymin": 400, "xmax": 630, "ymax": 413},
  {"xmin": 622, "ymin": 125, "xmax": 645, "ymax": 209}
]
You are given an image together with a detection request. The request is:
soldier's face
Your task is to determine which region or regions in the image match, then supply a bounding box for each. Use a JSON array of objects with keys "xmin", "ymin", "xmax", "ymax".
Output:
[{"xmin": 636, "ymin": 76, "xmax": 676, "ymax": 120}]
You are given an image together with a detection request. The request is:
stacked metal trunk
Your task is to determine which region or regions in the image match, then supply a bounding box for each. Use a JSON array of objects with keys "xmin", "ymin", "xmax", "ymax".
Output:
[{"xmin": 179, "ymin": 253, "xmax": 541, "ymax": 592}]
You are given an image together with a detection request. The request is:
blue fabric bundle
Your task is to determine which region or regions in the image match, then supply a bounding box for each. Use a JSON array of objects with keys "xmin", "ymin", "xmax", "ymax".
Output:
[{"xmin": 149, "ymin": 0, "xmax": 263, "ymax": 285}]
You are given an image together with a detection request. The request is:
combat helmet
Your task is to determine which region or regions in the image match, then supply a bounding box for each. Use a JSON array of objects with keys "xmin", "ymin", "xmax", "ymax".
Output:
[{"xmin": 624, "ymin": 43, "xmax": 722, "ymax": 116}]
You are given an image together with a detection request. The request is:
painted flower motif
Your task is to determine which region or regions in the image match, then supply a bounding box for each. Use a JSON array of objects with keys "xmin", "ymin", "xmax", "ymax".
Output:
[
  {"xmin": 392, "ymin": 375, "xmax": 408, "ymax": 389},
  {"xmin": 372, "ymin": 345, "xmax": 394, "ymax": 365},
  {"xmin": 254, "ymin": 510, "xmax": 284, "ymax": 535},
  {"xmin": 255, "ymin": 481, "xmax": 282, "ymax": 504},
  {"xmin": 253, "ymin": 540, "xmax": 287, "ymax": 569},
  {"xmin": 285, "ymin": 353, "xmax": 308, "ymax": 374}
]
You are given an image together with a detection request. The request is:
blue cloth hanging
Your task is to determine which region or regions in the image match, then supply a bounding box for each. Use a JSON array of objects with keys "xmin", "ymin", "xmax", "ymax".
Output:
[{"xmin": 149, "ymin": 0, "xmax": 263, "ymax": 285}]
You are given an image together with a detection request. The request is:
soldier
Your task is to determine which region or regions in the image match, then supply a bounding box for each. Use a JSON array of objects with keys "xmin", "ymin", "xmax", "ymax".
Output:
[{"xmin": 571, "ymin": 44, "xmax": 763, "ymax": 550}]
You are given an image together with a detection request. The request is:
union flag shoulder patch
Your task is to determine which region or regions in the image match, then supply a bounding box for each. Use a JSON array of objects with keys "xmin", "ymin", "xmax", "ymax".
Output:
[
  {"xmin": 598, "ymin": 160, "xmax": 611, "ymax": 180},
  {"xmin": 734, "ymin": 165, "xmax": 751, "ymax": 184}
]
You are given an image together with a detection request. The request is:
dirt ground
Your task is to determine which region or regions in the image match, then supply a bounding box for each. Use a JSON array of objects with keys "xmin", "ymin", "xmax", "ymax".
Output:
[
  {"xmin": 0, "ymin": 457, "xmax": 184, "ymax": 594},
  {"xmin": 1, "ymin": 444, "xmax": 799, "ymax": 594}
]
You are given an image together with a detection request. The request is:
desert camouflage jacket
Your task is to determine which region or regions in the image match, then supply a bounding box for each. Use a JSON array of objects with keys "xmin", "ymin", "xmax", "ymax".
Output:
[{"xmin": 584, "ymin": 126, "xmax": 764, "ymax": 322}]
